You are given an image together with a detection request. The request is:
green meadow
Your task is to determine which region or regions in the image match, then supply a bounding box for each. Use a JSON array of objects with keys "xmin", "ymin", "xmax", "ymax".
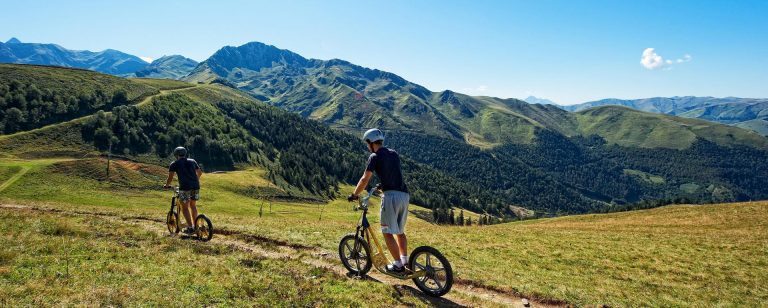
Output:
[{"xmin": 1, "ymin": 157, "xmax": 766, "ymax": 306}]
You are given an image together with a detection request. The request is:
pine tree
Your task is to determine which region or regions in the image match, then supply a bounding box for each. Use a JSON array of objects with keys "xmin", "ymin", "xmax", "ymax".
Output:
[
  {"xmin": 449, "ymin": 208, "xmax": 455, "ymax": 225},
  {"xmin": 458, "ymin": 209, "xmax": 464, "ymax": 226}
]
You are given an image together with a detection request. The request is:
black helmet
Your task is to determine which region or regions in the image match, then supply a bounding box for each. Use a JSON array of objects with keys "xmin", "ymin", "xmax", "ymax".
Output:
[{"xmin": 173, "ymin": 146, "xmax": 187, "ymax": 157}]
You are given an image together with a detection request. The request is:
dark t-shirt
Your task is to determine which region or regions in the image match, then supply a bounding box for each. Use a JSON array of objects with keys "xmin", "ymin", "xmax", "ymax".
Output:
[
  {"xmin": 169, "ymin": 158, "xmax": 201, "ymax": 190},
  {"xmin": 366, "ymin": 147, "xmax": 408, "ymax": 193}
]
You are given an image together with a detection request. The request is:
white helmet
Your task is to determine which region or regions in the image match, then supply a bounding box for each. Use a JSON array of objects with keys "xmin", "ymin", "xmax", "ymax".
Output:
[{"xmin": 363, "ymin": 128, "xmax": 385, "ymax": 143}]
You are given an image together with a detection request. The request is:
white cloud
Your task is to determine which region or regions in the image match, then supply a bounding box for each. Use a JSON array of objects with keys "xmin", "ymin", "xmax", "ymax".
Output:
[
  {"xmin": 461, "ymin": 85, "xmax": 489, "ymax": 94},
  {"xmin": 678, "ymin": 54, "xmax": 692, "ymax": 63},
  {"xmin": 139, "ymin": 56, "xmax": 153, "ymax": 63},
  {"xmin": 640, "ymin": 48, "xmax": 691, "ymax": 70},
  {"xmin": 640, "ymin": 48, "xmax": 665, "ymax": 70}
]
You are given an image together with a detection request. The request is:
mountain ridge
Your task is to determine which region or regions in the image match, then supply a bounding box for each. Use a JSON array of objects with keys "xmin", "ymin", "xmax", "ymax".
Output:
[
  {"xmin": 0, "ymin": 38, "xmax": 197, "ymax": 79},
  {"xmin": 134, "ymin": 55, "xmax": 198, "ymax": 79},
  {"xmin": 0, "ymin": 39, "xmax": 148, "ymax": 76},
  {"xmin": 564, "ymin": 96, "xmax": 768, "ymax": 136},
  {"xmin": 187, "ymin": 41, "xmax": 768, "ymax": 149}
]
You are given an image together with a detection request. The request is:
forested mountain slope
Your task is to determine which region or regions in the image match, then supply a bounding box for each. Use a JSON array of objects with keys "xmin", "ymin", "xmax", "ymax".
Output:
[
  {"xmin": 0, "ymin": 64, "xmax": 158, "ymax": 134},
  {"xmin": 0, "ymin": 64, "xmax": 503, "ymax": 215}
]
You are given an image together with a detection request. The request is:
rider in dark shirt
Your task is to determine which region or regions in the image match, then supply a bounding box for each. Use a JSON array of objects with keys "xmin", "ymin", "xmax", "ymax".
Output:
[
  {"xmin": 164, "ymin": 147, "xmax": 202, "ymax": 234},
  {"xmin": 349, "ymin": 128, "xmax": 411, "ymax": 274}
]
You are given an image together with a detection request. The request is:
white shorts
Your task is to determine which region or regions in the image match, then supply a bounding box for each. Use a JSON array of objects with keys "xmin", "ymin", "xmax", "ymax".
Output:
[{"xmin": 380, "ymin": 191, "xmax": 409, "ymax": 234}]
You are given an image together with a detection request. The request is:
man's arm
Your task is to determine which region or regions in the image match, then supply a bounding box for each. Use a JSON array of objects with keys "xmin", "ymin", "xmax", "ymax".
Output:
[
  {"xmin": 196, "ymin": 169, "xmax": 203, "ymax": 179},
  {"xmin": 352, "ymin": 170, "xmax": 374, "ymax": 197},
  {"xmin": 164, "ymin": 172, "xmax": 175, "ymax": 188}
]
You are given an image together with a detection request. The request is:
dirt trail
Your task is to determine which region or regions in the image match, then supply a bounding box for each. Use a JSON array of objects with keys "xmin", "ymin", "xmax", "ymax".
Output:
[
  {"xmin": 136, "ymin": 87, "xmax": 194, "ymax": 106},
  {"xmin": 0, "ymin": 203, "xmax": 561, "ymax": 308},
  {"xmin": 0, "ymin": 166, "xmax": 30, "ymax": 193}
]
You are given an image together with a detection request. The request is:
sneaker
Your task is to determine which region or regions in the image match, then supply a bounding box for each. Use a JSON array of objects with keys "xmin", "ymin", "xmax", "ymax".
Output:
[
  {"xmin": 182, "ymin": 227, "xmax": 195, "ymax": 234},
  {"xmin": 386, "ymin": 263, "xmax": 405, "ymax": 275}
]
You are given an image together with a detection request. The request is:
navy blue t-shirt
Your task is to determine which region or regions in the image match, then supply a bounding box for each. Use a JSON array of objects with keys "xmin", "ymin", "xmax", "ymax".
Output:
[
  {"xmin": 169, "ymin": 158, "xmax": 201, "ymax": 190},
  {"xmin": 366, "ymin": 147, "xmax": 408, "ymax": 193}
]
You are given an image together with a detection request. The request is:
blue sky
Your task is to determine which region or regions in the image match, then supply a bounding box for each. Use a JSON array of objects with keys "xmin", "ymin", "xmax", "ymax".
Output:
[{"xmin": 2, "ymin": 0, "xmax": 766, "ymax": 104}]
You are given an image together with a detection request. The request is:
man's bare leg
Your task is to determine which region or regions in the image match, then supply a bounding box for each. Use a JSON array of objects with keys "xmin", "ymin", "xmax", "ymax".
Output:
[
  {"xmin": 395, "ymin": 233, "xmax": 407, "ymax": 260},
  {"xmin": 383, "ymin": 233, "xmax": 401, "ymax": 261},
  {"xmin": 189, "ymin": 199, "xmax": 199, "ymax": 225},
  {"xmin": 181, "ymin": 200, "xmax": 193, "ymax": 228}
]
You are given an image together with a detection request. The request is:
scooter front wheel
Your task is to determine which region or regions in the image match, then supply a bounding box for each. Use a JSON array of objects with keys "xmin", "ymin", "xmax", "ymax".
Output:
[
  {"xmin": 166, "ymin": 210, "xmax": 179, "ymax": 235},
  {"xmin": 195, "ymin": 214, "xmax": 213, "ymax": 242},
  {"xmin": 410, "ymin": 246, "xmax": 453, "ymax": 297},
  {"xmin": 339, "ymin": 234, "xmax": 372, "ymax": 276}
]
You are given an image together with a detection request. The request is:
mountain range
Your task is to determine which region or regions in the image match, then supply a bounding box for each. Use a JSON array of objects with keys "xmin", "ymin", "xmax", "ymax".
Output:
[
  {"xmin": 563, "ymin": 97, "xmax": 768, "ymax": 136},
  {"xmin": 0, "ymin": 38, "xmax": 196, "ymax": 78},
  {"xmin": 184, "ymin": 42, "xmax": 767, "ymax": 149},
  {"xmin": 2, "ymin": 39, "xmax": 768, "ymax": 215},
  {"xmin": 3, "ymin": 38, "xmax": 766, "ymax": 136},
  {"xmin": 178, "ymin": 41, "xmax": 768, "ymax": 214}
]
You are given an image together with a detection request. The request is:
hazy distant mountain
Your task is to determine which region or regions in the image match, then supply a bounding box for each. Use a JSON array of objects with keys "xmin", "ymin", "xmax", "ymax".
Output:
[
  {"xmin": 0, "ymin": 38, "xmax": 148, "ymax": 76},
  {"xmin": 134, "ymin": 55, "xmax": 198, "ymax": 79},
  {"xmin": 524, "ymin": 96, "xmax": 558, "ymax": 105},
  {"xmin": 563, "ymin": 97, "xmax": 768, "ymax": 136}
]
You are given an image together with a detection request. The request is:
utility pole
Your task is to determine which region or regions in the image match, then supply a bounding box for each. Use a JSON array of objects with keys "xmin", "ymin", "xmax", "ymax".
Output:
[{"xmin": 106, "ymin": 141, "xmax": 112, "ymax": 181}]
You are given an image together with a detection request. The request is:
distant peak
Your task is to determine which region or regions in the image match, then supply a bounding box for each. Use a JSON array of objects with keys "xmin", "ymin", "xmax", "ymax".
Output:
[
  {"xmin": 524, "ymin": 96, "xmax": 558, "ymax": 105},
  {"xmin": 6, "ymin": 37, "xmax": 21, "ymax": 44},
  {"xmin": 439, "ymin": 90, "xmax": 455, "ymax": 99}
]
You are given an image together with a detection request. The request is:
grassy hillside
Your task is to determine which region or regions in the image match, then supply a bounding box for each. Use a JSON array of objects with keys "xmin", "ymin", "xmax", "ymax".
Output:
[
  {"xmin": 0, "ymin": 64, "xmax": 159, "ymax": 134},
  {"xmin": 734, "ymin": 118, "xmax": 768, "ymax": 136},
  {"xmin": 576, "ymin": 105, "xmax": 768, "ymax": 149},
  {"xmin": 130, "ymin": 77, "xmax": 196, "ymax": 90},
  {"xmin": 0, "ymin": 156, "xmax": 766, "ymax": 306},
  {"xmin": 565, "ymin": 96, "xmax": 768, "ymax": 136}
]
